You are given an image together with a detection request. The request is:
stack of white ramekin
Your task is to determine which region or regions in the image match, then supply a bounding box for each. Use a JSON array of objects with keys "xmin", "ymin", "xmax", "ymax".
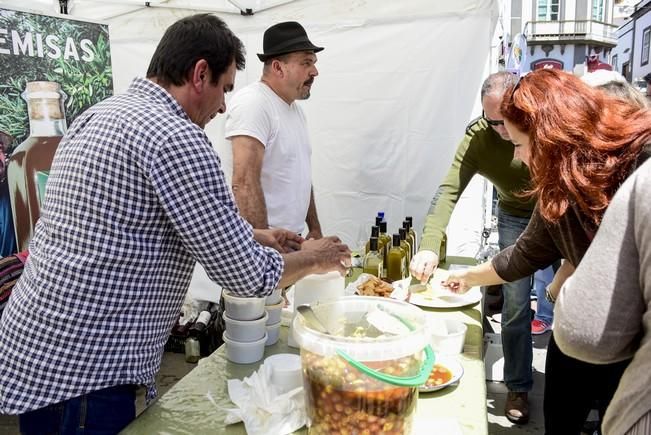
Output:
[{"xmin": 221, "ymin": 288, "xmax": 283, "ymax": 364}]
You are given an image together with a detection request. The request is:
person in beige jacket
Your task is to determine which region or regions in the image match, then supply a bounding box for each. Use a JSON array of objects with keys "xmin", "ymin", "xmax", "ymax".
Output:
[{"xmin": 554, "ymin": 159, "xmax": 651, "ymax": 435}]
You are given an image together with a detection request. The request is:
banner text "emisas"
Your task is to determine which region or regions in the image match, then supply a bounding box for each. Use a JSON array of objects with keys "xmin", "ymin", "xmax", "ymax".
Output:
[{"xmin": 0, "ymin": 29, "xmax": 95, "ymax": 62}]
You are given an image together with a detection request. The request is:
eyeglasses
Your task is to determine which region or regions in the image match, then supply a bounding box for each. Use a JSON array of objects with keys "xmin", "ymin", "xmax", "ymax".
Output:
[{"xmin": 482, "ymin": 110, "xmax": 504, "ymax": 126}]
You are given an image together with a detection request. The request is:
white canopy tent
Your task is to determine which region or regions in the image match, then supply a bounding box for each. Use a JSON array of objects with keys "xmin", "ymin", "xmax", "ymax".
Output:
[{"xmin": 1, "ymin": 0, "xmax": 499, "ymax": 299}]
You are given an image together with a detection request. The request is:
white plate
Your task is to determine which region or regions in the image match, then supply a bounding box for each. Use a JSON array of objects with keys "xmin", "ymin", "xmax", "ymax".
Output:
[
  {"xmin": 409, "ymin": 285, "xmax": 482, "ymax": 309},
  {"xmin": 419, "ymin": 354, "xmax": 464, "ymax": 393},
  {"xmin": 409, "ymin": 269, "xmax": 482, "ymax": 308}
]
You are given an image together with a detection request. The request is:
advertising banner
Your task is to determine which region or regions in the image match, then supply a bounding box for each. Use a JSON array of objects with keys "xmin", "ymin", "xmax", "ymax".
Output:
[
  {"xmin": 505, "ymin": 33, "xmax": 527, "ymax": 77},
  {"xmin": 0, "ymin": 6, "xmax": 113, "ymax": 254}
]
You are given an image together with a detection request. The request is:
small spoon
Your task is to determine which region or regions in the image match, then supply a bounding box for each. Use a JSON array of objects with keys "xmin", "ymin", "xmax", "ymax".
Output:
[{"xmin": 296, "ymin": 304, "xmax": 331, "ymax": 335}]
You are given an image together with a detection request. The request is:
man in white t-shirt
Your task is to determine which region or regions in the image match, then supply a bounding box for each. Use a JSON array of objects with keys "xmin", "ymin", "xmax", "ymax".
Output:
[{"xmin": 225, "ymin": 22, "xmax": 323, "ymax": 241}]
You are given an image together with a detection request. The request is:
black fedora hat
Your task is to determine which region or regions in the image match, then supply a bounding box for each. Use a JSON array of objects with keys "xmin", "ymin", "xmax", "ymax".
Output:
[{"xmin": 257, "ymin": 21, "xmax": 323, "ymax": 62}]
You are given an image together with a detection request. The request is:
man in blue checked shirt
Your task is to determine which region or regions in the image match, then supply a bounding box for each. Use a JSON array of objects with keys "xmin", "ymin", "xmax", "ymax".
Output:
[{"xmin": 0, "ymin": 14, "xmax": 350, "ymax": 434}]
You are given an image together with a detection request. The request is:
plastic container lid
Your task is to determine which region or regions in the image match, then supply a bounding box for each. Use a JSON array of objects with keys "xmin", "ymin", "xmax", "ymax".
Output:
[
  {"xmin": 293, "ymin": 296, "xmax": 428, "ymax": 362},
  {"xmin": 298, "ymin": 270, "xmax": 343, "ymax": 282}
]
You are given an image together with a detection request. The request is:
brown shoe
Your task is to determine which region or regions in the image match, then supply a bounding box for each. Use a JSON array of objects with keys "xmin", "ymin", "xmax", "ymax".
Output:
[{"xmin": 505, "ymin": 392, "xmax": 529, "ymax": 424}]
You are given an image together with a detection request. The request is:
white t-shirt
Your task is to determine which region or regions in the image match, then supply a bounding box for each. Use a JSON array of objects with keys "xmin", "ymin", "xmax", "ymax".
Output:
[{"xmin": 225, "ymin": 81, "xmax": 312, "ymax": 234}]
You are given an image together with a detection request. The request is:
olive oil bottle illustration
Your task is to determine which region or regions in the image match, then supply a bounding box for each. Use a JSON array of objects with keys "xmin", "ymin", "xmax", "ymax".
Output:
[{"xmin": 8, "ymin": 81, "xmax": 67, "ymax": 251}]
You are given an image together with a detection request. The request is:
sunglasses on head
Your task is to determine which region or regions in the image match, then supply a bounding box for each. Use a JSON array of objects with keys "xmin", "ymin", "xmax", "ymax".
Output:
[
  {"xmin": 483, "ymin": 72, "xmax": 523, "ymax": 127},
  {"xmin": 482, "ymin": 110, "xmax": 504, "ymax": 126}
]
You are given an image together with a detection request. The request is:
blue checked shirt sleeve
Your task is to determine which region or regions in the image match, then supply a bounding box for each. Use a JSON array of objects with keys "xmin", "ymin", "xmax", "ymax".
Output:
[{"xmin": 148, "ymin": 125, "xmax": 283, "ymax": 297}]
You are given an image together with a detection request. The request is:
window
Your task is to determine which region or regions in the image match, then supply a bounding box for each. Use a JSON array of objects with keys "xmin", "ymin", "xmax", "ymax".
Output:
[
  {"xmin": 642, "ymin": 26, "xmax": 651, "ymax": 66},
  {"xmin": 611, "ymin": 54, "xmax": 618, "ymax": 71},
  {"xmin": 592, "ymin": 0, "xmax": 604, "ymax": 21},
  {"xmin": 537, "ymin": 0, "xmax": 560, "ymax": 21},
  {"xmin": 622, "ymin": 61, "xmax": 630, "ymax": 81}
]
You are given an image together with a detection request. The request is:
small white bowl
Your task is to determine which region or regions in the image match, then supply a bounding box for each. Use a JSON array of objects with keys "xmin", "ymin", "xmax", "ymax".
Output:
[
  {"xmin": 223, "ymin": 312, "xmax": 268, "ymax": 342},
  {"xmin": 223, "ymin": 332, "xmax": 267, "ymax": 364},
  {"xmin": 222, "ymin": 290, "xmax": 266, "ymax": 321},
  {"xmin": 265, "ymin": 288, "xmax": 283, "ymax": 305},
  {"xmin": 265, "ymin": 353, "xmax": 302, "ymax": 393},
  {"xmin": 265, "ymin": 302, "xmax": 283, "ymax": 325},
  {"xmin": 428, "ymin": 317, "xmax": 468, "ymax": 355},
  {"xmin": 265, "ymin": 321, "xmax": 281, "ymax": 346}
]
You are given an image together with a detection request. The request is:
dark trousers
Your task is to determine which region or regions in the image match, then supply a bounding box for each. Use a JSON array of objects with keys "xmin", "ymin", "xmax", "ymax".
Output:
[
  {"xmin": 19, "ymin": 384, "xmax": 136, "ymax": 435},
  {"xmin": 544, "ymin": 334, "xmax": 630, "ymax": 435}
]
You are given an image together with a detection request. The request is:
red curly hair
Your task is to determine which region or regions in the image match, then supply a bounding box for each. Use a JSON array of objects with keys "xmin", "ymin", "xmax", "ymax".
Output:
[{"xmin": 501, "ymin": 68, "xmax": 651, "ymax": 226}]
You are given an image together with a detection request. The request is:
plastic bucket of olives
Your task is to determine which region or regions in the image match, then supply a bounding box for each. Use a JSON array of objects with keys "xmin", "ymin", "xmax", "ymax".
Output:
[{"xmin": 293, "ymin": 296, "xmax": 435, "ymax": 434}]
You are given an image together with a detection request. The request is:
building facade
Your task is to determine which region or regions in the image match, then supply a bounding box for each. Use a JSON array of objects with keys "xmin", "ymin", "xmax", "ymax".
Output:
[
  {"xmin": 611, "ymin": 0, "xmax": 651, "ymax": 86},
  {"xmin": 501, "ymin": 0, "xmax": 618, "ymax": 74}
]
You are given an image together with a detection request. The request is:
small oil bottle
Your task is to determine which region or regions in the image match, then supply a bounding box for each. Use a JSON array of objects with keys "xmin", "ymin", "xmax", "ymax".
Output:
[
  {"xmin": 399, "ymin": 227, "xmax": 412, "ymax": 266},
  {"xmin": 363, "ymin": 236, "xmax": 383, "ymax": 277},
  {"xmin": 365, "ymin": 225, "xmax": 379, "ymax": 254},
  {"xmin": 405, "ymin": 217, "xmax": 418, "ymax": 255},
  {"xmin": 378, "ymin": 221, "xmax": 391, "ymax": 278},
  {"xmin": 387, "ymin": 234, "xmax": 406, "ymax": 282},
  {"xmin": 185, "ymin": 311, "xmax": 211, "ymax": 363}
]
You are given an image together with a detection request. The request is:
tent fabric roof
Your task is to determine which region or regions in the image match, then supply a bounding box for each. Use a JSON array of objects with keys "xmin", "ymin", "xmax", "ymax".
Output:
[{"xmin": 1, "ymin": 0, "xmax": 498, "ymax": 256}]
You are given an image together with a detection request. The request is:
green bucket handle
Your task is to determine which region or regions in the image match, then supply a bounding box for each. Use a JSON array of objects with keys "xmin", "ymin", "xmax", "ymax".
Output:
[
  {"xmin": 336, "ymin": 344, "xmax": 435, "ymax": 387},
  {"xmin": 335, "ymin": 304, "xmax": 436, "ymax": 387}
]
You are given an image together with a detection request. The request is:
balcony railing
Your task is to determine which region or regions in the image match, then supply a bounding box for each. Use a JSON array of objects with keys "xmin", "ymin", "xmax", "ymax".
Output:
[{"xmin": 525, "ymin": 20, "xmax": 618, "ymax": 46}]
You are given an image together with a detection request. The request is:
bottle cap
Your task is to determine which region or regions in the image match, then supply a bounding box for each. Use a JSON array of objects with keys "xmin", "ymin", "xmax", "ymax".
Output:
[
  {"xmin": 399, "ymin": 227, "xmax": 407, "ymax": 239},
  {"xmin": 369, "ymin": 236, "xmax": 379, "ymax": 251},
  {"xmin": 392, "ymin": 234, "xmax": 401, "ymax": 247},
  {"xmin": 370, "ymin": 225, "xmax": 379, "ymax": 237}
]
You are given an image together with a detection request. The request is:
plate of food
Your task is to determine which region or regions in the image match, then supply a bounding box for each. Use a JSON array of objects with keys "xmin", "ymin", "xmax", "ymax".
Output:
[
  {"xmin": 349, "ymin": 274, "xmax": 409, "ymax": 300},
  {"xmin": 419, "ymin": 354, "xmax": 464, "ymax": 393},
  {"xmin": 408, "ymin": 270, "xmax": 482, "ymax": 309}
]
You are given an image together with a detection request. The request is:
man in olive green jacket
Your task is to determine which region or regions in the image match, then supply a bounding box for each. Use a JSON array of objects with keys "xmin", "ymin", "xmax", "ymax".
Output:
[{"xmin": 410, "ymin": 72, "xmax": 535, "ymax": 424}]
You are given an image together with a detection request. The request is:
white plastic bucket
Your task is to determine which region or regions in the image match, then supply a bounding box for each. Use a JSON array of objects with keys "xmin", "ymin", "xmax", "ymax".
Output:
[{"xmin": 293, "ymin": 296, "xmax": 432, "ymax": 434}]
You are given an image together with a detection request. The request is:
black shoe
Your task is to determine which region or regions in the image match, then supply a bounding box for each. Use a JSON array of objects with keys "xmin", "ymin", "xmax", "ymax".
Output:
[{"xmin": 505, "ymin": 391, "xmax": 529, "ymax": 425}]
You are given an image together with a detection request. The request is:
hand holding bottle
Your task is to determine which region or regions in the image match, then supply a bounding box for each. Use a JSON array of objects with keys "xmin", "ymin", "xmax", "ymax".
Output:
[{"xmin": 409, "ymin": 250, "xmax": 439, "ymax": 284}]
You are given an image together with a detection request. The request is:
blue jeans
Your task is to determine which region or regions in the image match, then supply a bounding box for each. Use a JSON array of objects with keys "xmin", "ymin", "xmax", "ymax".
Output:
[
  {"xmin": 19, "ymin": 384, "xmax": 136, "ymax": 435},
  {"xmin": 497, "ymin": 208, "xmax": 533, "ymax": 392},
  {"xmin": 533, "ymin": 266, "xmax": 555, "ymax": 324}
]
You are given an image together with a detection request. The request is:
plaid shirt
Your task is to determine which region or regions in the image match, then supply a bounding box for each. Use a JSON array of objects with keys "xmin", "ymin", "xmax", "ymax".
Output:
[{"xmin": 0, "ymin": 78, "xmax": 283, "ymax": 414}]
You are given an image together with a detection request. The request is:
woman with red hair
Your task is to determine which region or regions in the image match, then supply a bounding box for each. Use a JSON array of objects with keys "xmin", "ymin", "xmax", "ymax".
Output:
[{"xmin": 438, "ymin": 68, "xmax": 651, "ymax": 432}]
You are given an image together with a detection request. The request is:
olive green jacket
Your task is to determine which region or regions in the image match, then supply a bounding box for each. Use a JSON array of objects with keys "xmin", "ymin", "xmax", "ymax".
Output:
[{"xmin": 420, "ymin": 118, "xmax": 534, "ymax": 253}]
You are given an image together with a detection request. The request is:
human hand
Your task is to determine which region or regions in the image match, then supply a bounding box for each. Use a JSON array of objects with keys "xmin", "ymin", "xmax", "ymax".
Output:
[
  {"xmin": 440, "ymin": 271, "xmax": 472, "ymax": 294},
  {"xmin": 302, "ymin": 236, "xmax": 351, "ymax": 276},
  {"xmin": 548, "ymin": 260, "xmax": 575, "ymax": 301},
  {"xmin": 409, "ymin": 250, "xmax": 439, "ymax": 284},
  {"xmin": 254, "ymin": 228, "xmax": 304, "ymax": 253},
  {"xmin": 305, "ymin": 228, "xmax": 323, "ymax": 240}
]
